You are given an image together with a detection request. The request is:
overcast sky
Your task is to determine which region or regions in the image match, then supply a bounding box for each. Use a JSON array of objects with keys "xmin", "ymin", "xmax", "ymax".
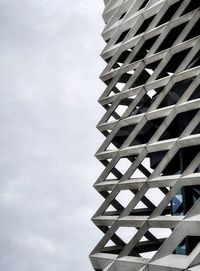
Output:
[{"xmin": 0, "ymin": 1, "xmax": 105, "ymax": 270}]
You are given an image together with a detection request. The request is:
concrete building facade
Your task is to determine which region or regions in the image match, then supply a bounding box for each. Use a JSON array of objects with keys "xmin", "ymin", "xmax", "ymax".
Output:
[{"xmin": 90, "ymin": 1, "xmax": 200, "ymax": 270}]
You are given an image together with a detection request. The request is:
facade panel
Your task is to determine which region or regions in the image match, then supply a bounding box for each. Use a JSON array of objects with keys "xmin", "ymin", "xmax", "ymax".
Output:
[{"xmin": 90, "ymin": 1, "xmax": 200, "ymax": 270}]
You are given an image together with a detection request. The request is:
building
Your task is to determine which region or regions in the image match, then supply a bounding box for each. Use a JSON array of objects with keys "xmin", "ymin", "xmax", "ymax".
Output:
[{"xmin": 90, "ymin": 0, "xmax": 200, "ymax": 270}]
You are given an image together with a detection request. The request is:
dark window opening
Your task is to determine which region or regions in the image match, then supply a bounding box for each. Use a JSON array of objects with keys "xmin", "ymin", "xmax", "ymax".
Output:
[
  {"xmin": 129, "ymin": 87, "xmax": 163, "ymax": 116},
  {"xmin": 194, "ymin": 164, "xmax": 200, "ymax": 173},
  {"xmin": 104, "ymin": 79, "xmax": 112, "ymax": 86},
  {"xmin": 157, "ymin": 48, "xmax": 190, "ymax": 79},
  {"xmin": 101, "ymin": 130, "xmax": 109, "ymax": 138},
  {"xmin": 101, "ymin": 246, "xmax": 123, "ymax": 254},
  {"xmin": 132, "ymin": 69, "xmax": 151, "ymax": 87},
  {"xmin": 132, "ymin": 60, "xmax": 161, "ymax": 88},
  {"xmin": 171, "ymin": 189, "xmax": 184, "ymax": 216},
  {"xmin": 182, "ymin": 0, "xmax": 200, "ymax": 16},
  {"xmin": 187, "ymin": 50, "xmax": 200, "ymax": 69},
  {"xmin": 115, "ymin": 29, "xmax": 130, "ymax": 44},
  {"xmin": 118, "ymin": 49, "xmax": 133, "ymax": 63},
  {"xmin": 158, "ymin": 78, "xmax": 193, "ymax": 108},
  {"xmin": 192, "ymin": 123, "xmax": 200, "ymax": 135},
  {"xmin": 148, "ymin": 150, "xmax": 167, "ymax": 170},
  {"xmin": 135, "ymin": 15, "xmax": 155, "ymax": 36},
  {"xmin": 105, "ymin": 57, "xmax": 111, "ymax": 63},
  {"xmin": 130, "ymin": 208, "xmax": 153, "ymax": 216},
  {"xmin": 112, "ymin": 62, "xmax": 121, "ymax": 69},
  {"xmin": 161, "ymin": 184, "xmax": 200, "ymax": 217},
  {"xmin": 130, "ymin": 239, "xmax": 164, "ymax": 257},
  {"xmin": 130, "ymin": 94, "xmax": 151, "ymax": 115},
  {"xmin": 156, "ymin": 22, "xmax": 187, "ymax": 53},
  {"xmin": 131, "ymin": 35, "xmax": 159, "ymax": 63},
  {"xmin": 157, "ymin": 1, "xmax": 183, "ymax": 26},
  {"xmin": 162, "ymin": 146, "xmax": 200, "ymax": 176},
  {"xmin": 189, "ymin": 84, "xmax": 200, "ymax": 101},
  {"xmin": 112, "ymin": 125, "xmax": 136, "ymax": 148},
  {"xmin": 118, "ymin": 72, "xmax": 132, "ymax": 83},
  {"xmin": 119, "ymin": 97, "xmax": 134, "ymax": 106},
  {"xmin": 131, "ymin": 118, "xmax": 164, "ymax": 146},
  {"xmin": 146, "ymin": 60, "xmax": 161, "ymax": 70},
  {"xmin": 112, "ymin": 48, "xmax": 133, "ymax": 69},
  {"xmin": 159, "ymin": 109, "xmax": 198, "ymax": 141},
  {"xmin": 139, "ymin": 0, "xmax": 149, "ymax": 11},
  {"xmin": 184, "ymin": 18, "xmax": 200, "ymax": 41},
  {"xmin": 173, "ymin": 236, "xmax": 200, "ymax": 255},
  {"xmin": 171, "ymin": 185, "xmax": 200, "ymax": 217},
  {"xmin": 119, "ymin": 12, "xmax": 126, "ymax": 20}
]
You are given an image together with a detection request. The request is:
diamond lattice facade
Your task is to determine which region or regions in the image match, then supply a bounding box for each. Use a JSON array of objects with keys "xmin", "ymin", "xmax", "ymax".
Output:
[{"xmin": 90, "ymin": 1, "xmax": 200, "ymax": 270}]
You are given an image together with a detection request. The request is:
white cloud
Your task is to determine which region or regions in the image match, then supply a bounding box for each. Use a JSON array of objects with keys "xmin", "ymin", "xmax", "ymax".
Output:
[{"xmin": 0, "ymin": 0, "xmax": 105, "ymax": 270}]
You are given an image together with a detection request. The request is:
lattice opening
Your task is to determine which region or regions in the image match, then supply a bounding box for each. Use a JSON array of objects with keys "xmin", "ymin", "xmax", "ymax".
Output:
[
  {"xmin": 161, "ymin": 185, "xmax": 200, "ymax": 216},
  {"xmin": 112, "ymin": 48, "xmax": 133, "ymax": 70},
  {"xmin": 107, "ymin": 73, "xmax": 133, "ymax": 97},
  {"xmin": 139, "ymin": 0, "xmax": 149, "ymax": 11},
  {"xmin": 131, "ymin": 35, "xmax": 159, "ymax": 63},
  {"xmin": 132, "ymin": 60, "xmax": 161, "ymax": 88},
  {"xmin": 130, "ymin": 94, "xmax": 152, "ymax": 115},
  {"xmin": 142, "ymin": 157, "xmax": 154, "ymax": 174},
  {"xmin": 187, "ymin": 49, "xmax": 200, "ymax": 69},
  {"xmin": 116, "ymin": 82, "xmax": 126, "ymax": 91},
  {"xmin": 135, "ymin": 15, "xmax": 155, "ymax": 36},
  {"xmin": 192, "ymin": 123, "xmax": 200, "ymax": 135},
  {"xmin": 115, "ymin": 227, "xmax": 138, "ymax": 244},
  {"xmin": 194, "ymin": 164, "xmax": 200, "ymax": 173},
  {"xmin": 184, "ymin": 18, "xmax": 200, "ymax": 42},
  {"xmin": 182, "ymin": 0, "xmax": 200, "ymax": 16},
  {"xmin": 129, "ymin": 228, "xmax": 172, "ymax": 258},
  {"xmin": 129, "ymin": 157, "xmax": 153, "ymax": 178},
  {"xmin": 147, "ymin": 89, "xmax": 157, "ymax": 98},
  {"xmin": 119, "ymin": 12, "xmax": 126, "ymax": 20},
  {"xmin": 105, "ymin": 205, "xmax": 117, "ymax": 213},
  {"xmin": 145, "ymin": 188, "xmax": 166, "ymax": 207},
  {"xmin": 189, "ymin": 84, "xmax": 200, "ymax": 101},
  {"xmin": 115, "ymin": 190, "xmax": 134, "ymax": 208},
  {"xmin": 148, "ymin": 150, "xmax": 168, "ymax": 170},
  {"xmin": 157, "ymin": 1, "xmax": 183, "ymax": 26},
  {"xmin": 159, "ymin": 109, "xmax": 199, "ymax": 141},
  {"xmin": 115, "ymin": 157, "xmax": 132, "ymax": 175},
  {"xmin": 130, "ymin": 188, "xmax": 166, "ymax": 216},
  {"xmin": 106, "ymin": 172, "xmax": 118, "ymax": 181},
  {"xmin": 115, "ymin": 29, "xmax": 130, "ymax": 45},
  {"xmin": 157, "ymin": 48, "xmax": 191, "ymax": 79},
  {"xmin": 156, "ymin": 22, "xmax": 187, "ymax": 53},
  {"xmin": 111, "ymin": 124, "xmax": 136, "ymax": 149},
  {"xmin": 161, "ymin": 146, "xmax": 200, "ymax": 176},
  {"xmin": 106, "ymin": 142, "xmax": 117, "ymax": 151},
  {"xmin": 103, "ymin": 196, "xmax": 123, "ymax": 216},
  {"xmin": 173, "ymin": 236, "xmax": 200, "ymax": 256},
  {"xmin": 158, "ymin": 78, "xmax": 194, "ymax": 108},
  {"xmin": 103, "ymin": 160, "xmax": 123, "ymax": 181},
  {"xmin": 101, "ymin": 227, "xmax": 138, "ymax": 255},
  {"xmin": 130, "ymin": 117, "xmax": 164, "ymax": 146}
]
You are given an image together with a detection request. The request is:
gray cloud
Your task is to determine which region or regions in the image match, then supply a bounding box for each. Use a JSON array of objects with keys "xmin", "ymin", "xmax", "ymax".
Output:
[{"xmin": 0, "ymin": 0, "xmax": 105, "ymax": 270}]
